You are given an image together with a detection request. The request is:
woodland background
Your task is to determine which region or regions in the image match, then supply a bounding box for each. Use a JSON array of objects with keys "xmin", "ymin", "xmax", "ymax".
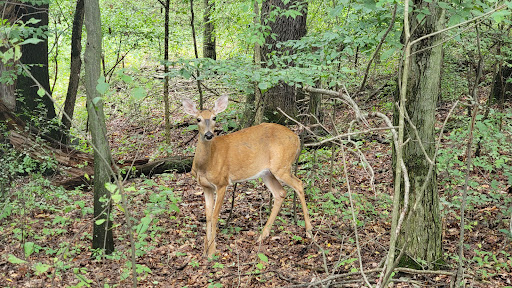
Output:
[{"xmin": 1, "ymin": 0, "xmax": 512, "ymax": 287}]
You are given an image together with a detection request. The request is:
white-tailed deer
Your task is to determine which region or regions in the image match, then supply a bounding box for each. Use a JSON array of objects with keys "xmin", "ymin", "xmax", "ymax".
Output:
[{"xmin": 182, "ymin": 95, "xmax": 313, "ymax": 257}]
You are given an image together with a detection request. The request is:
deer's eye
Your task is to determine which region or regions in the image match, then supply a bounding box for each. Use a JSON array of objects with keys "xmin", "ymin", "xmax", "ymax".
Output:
[
  {"xmin": 197, "ymin": 118, "xmax": 201, "ymax": 122},
  {"xmin": 212, "ymin": 117, "xmax": 217, "ymax": 121}
]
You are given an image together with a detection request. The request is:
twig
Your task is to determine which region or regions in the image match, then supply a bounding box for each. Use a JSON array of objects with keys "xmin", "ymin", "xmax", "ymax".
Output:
[
  {"xmin": 304, "ymin": 127, "xmax": 398, "ymax": 147},
  {"xmin": 223, "ymin": 183, "xmax": 237, "ymax": 229},
  {"xmin": 455, "ymin": 104, "xmax": 479, "ymax": 286},
  {"xmin": 285, "ymin": 267, "xmax": 472, "ymax": 288},
  {"xmin": 340, "ymin": 143, "xmax": 372, "ymax": 287},
  {"xmin": 380, "ymin": 0, "xmax": 410, "ymax": 284}
]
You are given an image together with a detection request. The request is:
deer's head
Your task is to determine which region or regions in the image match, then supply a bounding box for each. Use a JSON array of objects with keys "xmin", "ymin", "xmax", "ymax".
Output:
[{"xmin": 182, "ymin": 95, "xmax": 228, "ymax": 141}]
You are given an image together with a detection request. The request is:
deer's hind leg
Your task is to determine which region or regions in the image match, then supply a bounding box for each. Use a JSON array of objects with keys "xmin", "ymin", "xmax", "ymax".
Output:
[
  {"xmin": 274, "ymin": 169, "xmax": 313, "ymax": 238},
  {"xmin": 259, "ymin": 171, "xmax": 287, "ymax": 241}
]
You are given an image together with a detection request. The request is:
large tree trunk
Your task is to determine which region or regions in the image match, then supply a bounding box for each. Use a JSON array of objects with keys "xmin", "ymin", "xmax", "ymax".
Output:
[
  {"xmin": 394, "ymin": 0, "xmax": 444, "ymax": 268},
  {"xmin": 15, "ymin": 3, "xmax": 58, "ymax": 129},
  {"xmin": 1, "ymin": 1, "xmax": 60, "ymax": 139},
  {"xmin": 62, "ymin": 0, "xmax": 85, "ymax": 144},
  {"xmin": 260, "ymin": 0, "xmax": 307, "ymax": 123},
  {"xmin": 84, "ymin": 0, "xmax": 115, "ymax": 254},
  {"xmin": 202, "ymin": 0, "xmax": 216, "ymax": 60},
  {"xmin": 0, "ymin": 2, "xmax": 16, "ymax": 109},
  {"xmin": 491, "ymin": 61, "xmax": 512, "ymax": 105}
]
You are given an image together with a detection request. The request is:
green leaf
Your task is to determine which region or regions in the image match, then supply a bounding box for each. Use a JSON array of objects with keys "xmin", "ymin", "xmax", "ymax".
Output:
[
  {"xmin": 25, "ymin": 18, "xmax": 41, "ymax": 25},
  {"xmin": 258, "ymin": 81, "xmax": 270, "ymax": 92},
  {"xmin": 111, "ymin": 193, "xmax": 121, "ymax": 203},
  {"xmin": 179, "ymin": 68, "xmax": 192, "ymax": 79},
  {"xmin": 24, "ymin": 242, "xmax": 35, "ymax": 258},
  {"xmin": 121, "ymin": 74, "xmax": 133, "ymax": 83},
  {"xmin": 92, "ymin": 97, "xmax": 102, "ymax": 105},
  {"xmin": 96, "ymin": 76, "xmax": 109, "ymax": 94},
  {"xmin": 14, "ymin": 45, "xmax": 21, "ymax": 61},
  {"xmin": 20, "ymin": 38, "xmax": 43, "ymax": 45},
  {"xmin": 33, "ymin": 262, "xmax": 51, "ymax": 275},
  {"xmin": 105, "ymin": 182, "xmax": 117, "ymax": 193},
  {"xmin": 380, "ymin": 48, "xmax": 396, "ymax": 61},
  {"xmin": 131, "ymin": 87, "xmax": 146, "ymax": 100},
  {"xmin": 7, "ymin": 254, "xmax": 27, "ymax": 264},
  {"xmin": 492, "ymin": 10, "xmax": 511, "ymax": 24},
  {"xmin": 37, "ymin": 88, "xmax": 45, "ymax": 97},
  {"xmin": 169, "ymin": 203, "xmax": 180, "ymax": 213},
  {"xmin": 437, "ymin": 2, "xmax": 450, "ymax": 9},
  {"xmin": 95, "ymin": 219, "xmax": 106, "ymax": 225},
  {"xmin": 257, "ymin": 253, "xmax": 268, "ymax": 263},
  {"xmin": 2, "ymin": 48, "xmax": 13, "ymax": 62}
]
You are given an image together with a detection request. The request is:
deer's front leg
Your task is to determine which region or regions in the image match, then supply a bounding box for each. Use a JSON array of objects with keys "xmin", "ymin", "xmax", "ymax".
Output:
[
  {"xmin": 207, "ymin": 185, "xmax": 227, "ymax": 257},
  {"xmin": 203, "ymin": 186, "xmax": 216, "ymax": 257}
]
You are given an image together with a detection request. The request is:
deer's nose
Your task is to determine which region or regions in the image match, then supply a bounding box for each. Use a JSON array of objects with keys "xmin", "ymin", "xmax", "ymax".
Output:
[{"xmin": 204, "ymin": 131, "xmax": 214, "ymax": 140}]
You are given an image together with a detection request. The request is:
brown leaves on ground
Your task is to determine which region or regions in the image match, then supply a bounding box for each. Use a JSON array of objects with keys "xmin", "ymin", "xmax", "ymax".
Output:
[{"xmin": 1, "ymin": 97, "xmax": 511, "ymax": 287}]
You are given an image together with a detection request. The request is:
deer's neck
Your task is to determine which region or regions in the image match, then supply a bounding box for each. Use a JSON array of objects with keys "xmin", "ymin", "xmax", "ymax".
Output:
[{"xmin": 193, "ymin": 138, "xmax": 213, "ymax": 174}]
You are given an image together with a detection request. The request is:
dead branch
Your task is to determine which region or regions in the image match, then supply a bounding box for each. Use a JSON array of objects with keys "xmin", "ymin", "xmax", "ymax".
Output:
[{"xmin": 55, "ymin": 156, "xmax": 193, "ymax": 189}]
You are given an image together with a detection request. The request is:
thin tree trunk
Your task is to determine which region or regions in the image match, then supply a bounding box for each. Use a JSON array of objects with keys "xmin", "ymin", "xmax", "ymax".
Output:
[
  {"xmin": 62, "ymin": 0, "xmax": 85, "ymax": 143},
  {"xmin": 202, "ymin": 0, "xmax": 216, "ymax": 60},
  {"xmin": 253, "ymin": 0, "xmax": 264, "ymax": 125},
  {"xmin": 84, "ymin": 0, "xmax": 115, "ymax": 254},
  {"xmin": 163, "ymin": 0, "xmax": 171, "ymax": 144},
  {"xmin": 190, "ymin": 0, "xmax": 204, "ymax": 109}
]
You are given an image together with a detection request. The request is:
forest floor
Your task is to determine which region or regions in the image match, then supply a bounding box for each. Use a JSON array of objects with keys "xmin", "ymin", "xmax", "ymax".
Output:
[{"xmin": 1, "ymin": 80, "xmax": 511, "ymax": 287}]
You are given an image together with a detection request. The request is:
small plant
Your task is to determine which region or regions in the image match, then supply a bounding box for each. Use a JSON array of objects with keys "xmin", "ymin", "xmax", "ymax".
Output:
[{"xmin": 189, "ymin": 259, "xmax": 200, "ymax": 268}]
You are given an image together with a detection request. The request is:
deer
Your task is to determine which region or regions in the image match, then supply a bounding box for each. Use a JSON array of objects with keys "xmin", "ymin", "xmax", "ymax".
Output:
[{"xmin": 182, "ymin": 95, "xmax": 313, "ymax": 257}]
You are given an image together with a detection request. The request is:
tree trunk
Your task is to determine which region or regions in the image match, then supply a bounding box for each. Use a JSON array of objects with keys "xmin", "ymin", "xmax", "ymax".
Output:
[
  {"xmin": 394, "ymin": 0, "xmax": 444, "ymax": 268},
  {"xmin": 62, "ymin": 0, "xmax": 85, "ymax": 144},
  {"xmin": 242, "ymin": 0, "xmax": 264, "ymax": 128},
  {"xmin": 190, "ymin": 0, "xmax": 204, "ymax": 108},
  {"xmin": 163, "ymin": 0, "xmax": 171, "ymax": 143},
  {"xmin": 15, "ymin": 3, "xmax": 59, "ymax": 136},
  {"xmin": 253, "ymin": 0, "xmax": 264, "ymax": 126},
  {"xmin": 0, "ymin": 61, "xmax": 16, "ymax": 110},
  {"xmin": 260, "ymin": 0, "xmax": 307, "ymax": 124},
  {"xmin": 491, "ymin": 61, "xmax": 512, "ymax": 105},
  {"xmin": 0, "ymin": 0, "xmax": 16, "ymax": 110},
  {"xmin": 84, "ymin": 0, "xmax": 115, "ymax": 254},
  {"xmin": 202, "ymin": 0, "xmax": 216, "ymax": 60}
]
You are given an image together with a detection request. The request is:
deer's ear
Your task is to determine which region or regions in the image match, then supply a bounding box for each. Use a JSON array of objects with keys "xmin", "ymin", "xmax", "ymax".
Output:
[
  {"xmin": 213, "ymin": 95, "xmax": 228, "ymax": 114},
  {"xmin": 182, "ymin": 98, "xmax": 198, "ymax": 116}
]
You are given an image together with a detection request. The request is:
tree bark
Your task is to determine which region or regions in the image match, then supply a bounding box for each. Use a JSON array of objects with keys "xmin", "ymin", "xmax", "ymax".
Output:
[
  {"xmin": 394, "ymin": 0, "xmax": 444, "ymax": 268},
  {"xmin": 491, "ymin": 61, "xmax": 512, "ymax": 105},
  {"xmin": 84, "ymin": 0, "xmax": 115, "ymax": 254},
  {"xmin": 242, "ymin": 0, "xmax": 264, "ymax": 128},
  {"xmin": 56, "ymin": 156, "xmax": 193, "ymax": 189},
  {"xmin": 163, "ymin": 0, "xmax": 171, "ymax": 143},
  {"xmin": 190, "ymin": 0, "xmax": 204, "ymax": 108},
  {"xmin": 15, "ymin": 3, "xmax": 58, "ymax": 133},
  {"xmin": 1, "ymin": 2, "xmax": 18, "ymax": 110},
  {"xmin": 260, "ymin": 0, "xmax": 307, "ymax": 124},
  {"xmin": 0, "ymin": 61, "xmax": 16, "ymax": 110},
  {"xmin": 202, "ymin": 0, "xmax": 216, "ymax": 60},
  {"xmin": 62, "ymin": 0, "xmax": 85, "ymax": 144}
]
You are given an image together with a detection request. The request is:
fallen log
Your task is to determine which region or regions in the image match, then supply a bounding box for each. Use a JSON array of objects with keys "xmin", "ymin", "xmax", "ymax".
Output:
[
  {"xmin": 55, "ymin": 156, "xmax": 193, "ymax": 189},
  {"xmin": 1, "ymin": 101, "xmax": 193, "ymax": 189}
]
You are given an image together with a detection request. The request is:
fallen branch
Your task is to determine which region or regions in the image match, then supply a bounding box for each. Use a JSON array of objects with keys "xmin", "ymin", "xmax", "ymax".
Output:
[{"xmin": 55, "ymin": 156, "xmax": 193, "ymax": 189}]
